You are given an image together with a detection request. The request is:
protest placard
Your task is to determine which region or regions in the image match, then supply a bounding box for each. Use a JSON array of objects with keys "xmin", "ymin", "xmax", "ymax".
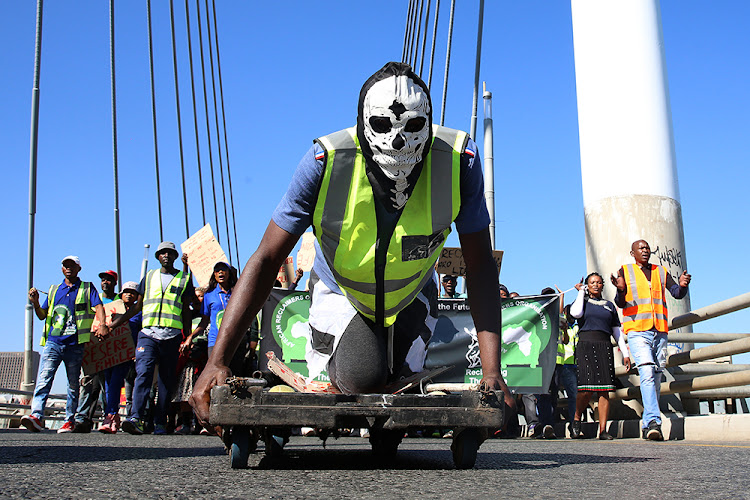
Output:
[
  {"xmin": 82, "ymin": 300, "xmax": 135, "ymax": 375},
  {"xmin": 436, "ymin": 247, "xmax": 503, "ymax": 276},
  {"xmin": 181, "ymin": 224, "xmax": 229, "ymax": 288},
  {"xmin": 275, "ymin": 256, "xmax": 295, "ymax": 289},
  {"xmin": 296, "ymin": 232, "xmax": 316, "ymax": 272}
]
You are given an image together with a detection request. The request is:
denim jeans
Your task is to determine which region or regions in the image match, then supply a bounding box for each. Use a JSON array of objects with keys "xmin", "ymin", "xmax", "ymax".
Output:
[
  {"xmin": 31, "ymin": 342, "xmax": 86, "ymax": 422},
  {"xmin": 103, "ymin": 362, "xmax": 132, "ymax": 415},
  {"xmin": 556, "ymin": 364, "xmax": 578, "ymax": 423},
  {"xmin": 131, "ymin": 333, "xmax": 181, "ymax": 425},
  {"xmin": 74, "ymin": 372, "xmax": 105, "ymax": 424},
  {"xmin": 628, "ymin": 329, "xmax": 668, "ymax": 428}
]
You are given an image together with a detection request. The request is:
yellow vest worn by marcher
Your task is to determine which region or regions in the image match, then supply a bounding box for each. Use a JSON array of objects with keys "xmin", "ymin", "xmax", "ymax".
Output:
[
  {"xmin": 557, "ymin": 324, "xmax": 578, "ymax": 365},
  {"xmin": 621, "ymin": 263, "xmax": 669, "ymax": 334},
  {"xmin": 42, "ymin": 281, "xmax": 95, "ymax": 346},
  {"xmin": 142, "ymin": 269, "xmax": 190, "ymax": 329},
  {"xmin": 313, "ymin": 125, "xmax": 465, "ymax": 327}
]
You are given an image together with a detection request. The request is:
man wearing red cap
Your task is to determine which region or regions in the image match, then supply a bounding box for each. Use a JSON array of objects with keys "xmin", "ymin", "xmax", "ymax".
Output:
[{"xmin": 98, "ymin": 270, "xmax": 118, "ymax": 304}]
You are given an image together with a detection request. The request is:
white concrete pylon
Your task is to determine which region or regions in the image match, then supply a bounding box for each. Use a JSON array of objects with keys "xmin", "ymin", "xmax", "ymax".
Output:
[{"xmin": 571, "ymin": 0, "xmax": 693, "ymax": 349}]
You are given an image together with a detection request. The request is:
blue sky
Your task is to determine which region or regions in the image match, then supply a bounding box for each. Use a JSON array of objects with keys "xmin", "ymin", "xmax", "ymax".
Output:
[{"xmin": 1, "ymin": 2, "xmax": 748, "ymax": 392}]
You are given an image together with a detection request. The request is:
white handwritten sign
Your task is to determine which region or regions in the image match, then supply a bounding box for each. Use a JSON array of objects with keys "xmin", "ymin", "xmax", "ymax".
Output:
[
  {"xmin": 296, "ymin": 232, "xmax": 316, "ymax": 272},
  {"xmin": 82, "ymin": 300, "xmax": 135, "ymax": 375},
  {"xmin": 436, "ymin": 247, "xmax": 503, "ymax": 276},
  {"xmin": 181, "ymin": 224, "xmax": 229, "ymax": 288}
]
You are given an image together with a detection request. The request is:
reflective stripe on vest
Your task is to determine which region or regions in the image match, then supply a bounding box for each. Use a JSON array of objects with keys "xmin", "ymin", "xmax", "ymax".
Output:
[
  {"xmin": 41, "ymin": 281, "xmax": 95, "ymax": 346},
  {"xmin": 621, "ymin": 263, "xmax": 669, "ymax": 334},
  {"xmin": 312, "ymin": 125, "xmax": 464, "ymax": 326},
  {"xmin": 556, "ymin": 324, "xmax": 578, "ymax": 365},
  {"xmin": 142, "ymin": 269, "xmax": 189, "ymax": 329}
]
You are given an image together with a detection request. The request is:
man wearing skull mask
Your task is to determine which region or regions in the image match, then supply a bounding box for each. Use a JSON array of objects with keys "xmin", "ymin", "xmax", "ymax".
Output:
[{"xmin": 191, "ymin": 62, "xmax": 514, "ymax": 426}]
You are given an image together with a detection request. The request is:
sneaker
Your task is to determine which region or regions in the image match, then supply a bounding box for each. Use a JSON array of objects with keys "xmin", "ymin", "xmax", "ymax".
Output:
[
  {"xmin": 174, "ymin": 424, "xmax": 192, "ymax": 435},
  {"xmin": 599, "ymin": 431, "xmax": 614, "ymax": 440},
  {"xmin": 542, "ymin": 425, "xmax": 556, "ymax": 439},
  {"xmin": 98, "ymin": 414, "xmax": 118, "ymax": 434},
  {"xmin": 121, "ymin": 418, "xmax": 145, "ymax": 435},
  {"xmin": 646, "ymin": 420, "xmax": 663, "ymax": 441},
  {"xmin": 57, "ymin": 420, "xmax": 75, "ymax": 433},
  {"xmin": 442, "ymin": 430, "xmax": 454, "ymax": 439},
  {"xmin": 153, "ymin": 424, "xmax": 168, "ymax": 435},
  {"xmin": 72, "ymin": 420, "xmax": 93, "ymax": 433},
  {"xmin": 20, "ymin": 414, "xmax": 44, "ymax": 432}
]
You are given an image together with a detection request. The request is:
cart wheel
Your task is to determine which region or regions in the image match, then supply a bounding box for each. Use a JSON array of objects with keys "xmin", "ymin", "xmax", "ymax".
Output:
[
  {"xmin": 229, "ymin": 426, "xmax": 251, "ymax": 469},
  {"xmin": 451, "ymin": 428, "xmax": 480, "ymax": 469},
  {"xmin": 369, "ymin": 429, "xmax": 402, "ymax": 459},
  {"xmin": 264, "ymin": 430, "xmax": 286, "ymax": 458}
]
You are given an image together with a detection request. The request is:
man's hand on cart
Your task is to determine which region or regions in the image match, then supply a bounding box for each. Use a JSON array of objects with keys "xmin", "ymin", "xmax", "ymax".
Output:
[
  {"xmin": 480, "ymin": 373, "xmax": 516, "ymax": 410},
  {"xmin": 189, "ymin": 361, "xmax": 233, "ymax": 427}
]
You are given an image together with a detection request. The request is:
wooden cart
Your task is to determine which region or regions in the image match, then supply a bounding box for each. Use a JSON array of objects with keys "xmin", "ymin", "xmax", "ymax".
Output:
[{"xmin": 209, "ymin": 377, "xmax": 504, "ymax": 469}]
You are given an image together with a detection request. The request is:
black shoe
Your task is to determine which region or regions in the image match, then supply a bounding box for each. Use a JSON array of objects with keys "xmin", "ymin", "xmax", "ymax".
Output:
[
  {"xmin": 599, "ymin": 431, "xmax": 614, "ymax": 440},
  {"xmin": 542, "ymin": 425, "xmax": 556, "ymax": 439},
  {"xmin": 569, "ymin": 420, "xmax": 583, "ymax": 439},
  {"xmin": 72, "ymin": 420, "xmax": 92, "ymax": 433},
  {"xmin": 646, "ymin": 420, "xmax": 663, "ymax": 441}
]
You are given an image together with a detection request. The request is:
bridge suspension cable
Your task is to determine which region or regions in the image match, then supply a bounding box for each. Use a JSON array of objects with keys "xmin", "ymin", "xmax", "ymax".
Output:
[
  {"xmin": 146, "ymin": 0, "xmax": 164, "ymax": 241},
  {"xmin": 204, "ymin": 0, "xmax": 233, "ymax": 266},
  {"xmin": 169, "ymin": 0, "xmax": 191, "ymax": 240},
  {"xmin": 109, "ymin": 0, "xmax": 122, "ymax": 288},
  {"xmin": 210, "ymin": 0, "xmax": 240, "ymax": 264},
  {"xmin": 184, "ymin": 0, "xmax": 207, "ymax": 227}
]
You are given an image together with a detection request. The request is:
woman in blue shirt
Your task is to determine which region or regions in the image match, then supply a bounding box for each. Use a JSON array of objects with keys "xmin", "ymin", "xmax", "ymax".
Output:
[
  {"xmin": 191, "ymin": 262, "xmax": 237, "ymax": 355},
  {"xmin": 569, "ymin": 272, "xmax": 631, "ymax": 440}
]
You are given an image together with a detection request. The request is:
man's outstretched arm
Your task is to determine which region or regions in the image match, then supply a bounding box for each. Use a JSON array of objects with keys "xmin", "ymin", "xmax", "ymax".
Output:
[
  {"xmin": 459, "ymin": 227, "xmax": 515, "ymax": 409},
  {"xmin": 190, "ymin": 220, "xmax": 301, "ymax": 425}
]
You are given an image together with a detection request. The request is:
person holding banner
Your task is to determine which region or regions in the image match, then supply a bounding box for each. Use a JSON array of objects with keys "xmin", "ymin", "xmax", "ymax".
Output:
[
  {"xmin": 191, "ymin": 62, "xmax": 515, "ymax": 433},
  {"xmin": 99, "ymin": 281, "xmax": 142, "ymax": 434},
  {"xmin": 569, "ymin": 273, "xmax": 630, "ymax": 440}
]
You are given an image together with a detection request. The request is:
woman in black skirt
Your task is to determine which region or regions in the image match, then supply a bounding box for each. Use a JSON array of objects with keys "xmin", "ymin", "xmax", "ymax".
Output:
[{"xmin": 569, "ymin": 272, "xmax": 631, "ymax": 440}]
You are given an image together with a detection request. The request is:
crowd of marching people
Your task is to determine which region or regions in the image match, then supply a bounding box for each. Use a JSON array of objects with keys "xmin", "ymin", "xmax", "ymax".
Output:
[
  {"xmin": 21, "ymin": 237, "xmax": 689, "ymax": 443},
  {"xmin": 20, "ymin": 242, "xmax": 304, "ymax": 436}
]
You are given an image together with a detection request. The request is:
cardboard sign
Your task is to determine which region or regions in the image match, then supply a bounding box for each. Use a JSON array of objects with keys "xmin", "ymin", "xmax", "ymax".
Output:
[
  {"xmin": 275, "ymin": 256, "xmax": 295, "ymax": 289},
  {"xmin": 82, "ymin": 300, "xmax": 135, "ymax": 375},
  {"xmin": 181, "ymin": 224, "xmax": 229, "ymax": 288},
  {"xmin": 296, "ymin": 232, "xmax": 316, "ymax": 272},
  {"xmin": 436, "ymin": 247, "xmax": 503, "ymax": 276}
]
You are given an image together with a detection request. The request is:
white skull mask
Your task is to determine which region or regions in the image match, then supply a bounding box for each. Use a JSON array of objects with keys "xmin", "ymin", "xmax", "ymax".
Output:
[{"xmin": 362, "ymin": 75, "xmax": 431, "ymax": 181}]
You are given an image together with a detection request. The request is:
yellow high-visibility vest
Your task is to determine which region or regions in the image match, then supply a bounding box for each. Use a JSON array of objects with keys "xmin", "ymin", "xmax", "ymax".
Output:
[
  {"xmin": 142, "ymin": 270, "xmax": 190, "ymax": 329},
  {"xmin": 312, "ymin": 125, "xmax": 464, "ymax": 327},
  {"xmin": 42, "ymin": 281, "xmax": 95, "ymax": 346}
]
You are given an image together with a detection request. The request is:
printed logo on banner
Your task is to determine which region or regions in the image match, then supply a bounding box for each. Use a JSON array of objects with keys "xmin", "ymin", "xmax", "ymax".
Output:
[
  {"xmin": 271, "ymin": 292, "xmax": 311, "ymax": 364},
  {"xmin": 426, "ymin": 297, "xmax": 559, "ymax": 393},
  {"xmin": 500, "ymin": 297, "xmax": 556, "ymax": 389}
]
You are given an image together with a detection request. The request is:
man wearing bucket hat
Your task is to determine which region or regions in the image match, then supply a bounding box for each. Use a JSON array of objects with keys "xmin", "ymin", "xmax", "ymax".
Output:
[
  {"xmin": 109, "ymin": 241, "xmax": 195, "ymax": 435},
  {"xmin": 22, "ymin": 256, "xmax": 107, "ymax": 433}
]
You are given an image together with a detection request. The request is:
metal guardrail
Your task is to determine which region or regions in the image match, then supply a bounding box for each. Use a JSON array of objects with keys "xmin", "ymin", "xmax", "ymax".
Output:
[{"xmin": 610, "ymin": 292, "xmax": 750, "ymax": 402}]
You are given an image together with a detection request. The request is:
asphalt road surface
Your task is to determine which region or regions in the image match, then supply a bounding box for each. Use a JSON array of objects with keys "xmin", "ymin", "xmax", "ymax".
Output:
[{"xmin": 1, "ymin": 430, "xmax": 748, "ymax": 499}]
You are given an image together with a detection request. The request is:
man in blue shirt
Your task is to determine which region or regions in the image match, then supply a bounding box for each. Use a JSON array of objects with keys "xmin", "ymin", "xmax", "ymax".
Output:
[
  {"xmin": 22, "ymin": 256, "xmax": 107, "ymax": 433},
  {"xmin": 191, "ymin": 62, "xmax": 515, "ymax": 431}
]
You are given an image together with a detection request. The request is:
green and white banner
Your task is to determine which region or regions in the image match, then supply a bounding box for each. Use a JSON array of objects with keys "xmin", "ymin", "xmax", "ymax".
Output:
[
  {"xmin": 425, "ymin": 296, "xmax": 560, "ymax": 394},
  {"xmin": 259, "ymin": 290, "xmax": 560, "ymax": 393}
]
